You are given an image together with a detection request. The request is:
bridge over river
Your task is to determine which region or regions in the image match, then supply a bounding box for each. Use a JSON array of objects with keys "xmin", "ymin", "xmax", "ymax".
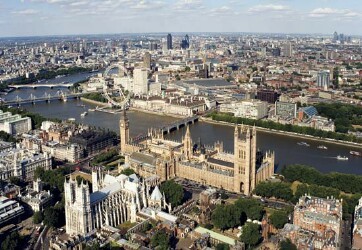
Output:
[{"xmin": 9, "ymin": 83, "xmax": 74, "ymax": 89}]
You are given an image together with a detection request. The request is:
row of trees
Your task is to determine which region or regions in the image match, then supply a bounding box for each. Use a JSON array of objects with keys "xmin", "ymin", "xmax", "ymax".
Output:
[
  {"xmin": 208, "ymin": 111, "xmax": 362, "ymax": 143},
  {"xmin": 282, "ymin": 164, "xmax": 362, "ymax": 194},
  {"xmin": 314, "ymin": 102, "xmax": 362, "ymax": 133},
  {"xmin": 5, "ymin": 66, "xmax": 90, "ymax": 85},
  {"xmin": 82, "ymin": 93, "xmax": 108, "ymax": 103},
  {"xmin": 91, "ymin": 149, "xmax": 119, "ymax": 165},
  {"xmin": 254, "ymin": 179, "xmax": 361, "ymax": 219}
]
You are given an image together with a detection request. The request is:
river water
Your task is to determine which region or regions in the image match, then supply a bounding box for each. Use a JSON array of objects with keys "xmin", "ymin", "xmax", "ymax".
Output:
[{"xmin": 2, "ymin": 80, "xmax": 362, "ymax": 175}]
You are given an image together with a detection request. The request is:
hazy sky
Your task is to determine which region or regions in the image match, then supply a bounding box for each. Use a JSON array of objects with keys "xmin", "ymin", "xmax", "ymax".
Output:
[{"xmin": 1, "ymin": 0, "xmax": 362, "ymax": 37}]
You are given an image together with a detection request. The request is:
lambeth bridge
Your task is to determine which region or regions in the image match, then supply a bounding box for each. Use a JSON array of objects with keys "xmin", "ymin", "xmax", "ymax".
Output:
[{"xmin": 131, "ymin": 115, "xmax": 199, "ymax": 144}]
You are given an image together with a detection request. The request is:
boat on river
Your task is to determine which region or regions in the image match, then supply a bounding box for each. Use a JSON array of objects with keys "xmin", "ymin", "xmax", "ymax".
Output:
[
  {"xmin": 317, "ymin": 145, "xmax": 328, "ymax": 150},
  {"xmin": 337, "ymin": 155, "xmax": 348, "ymax": 161},
  {"xmin": 297, "ymin": 142, "xmax": 310, "ymax": 147},
  {"xmin": 80, "ymin": 112, "xmax": 88, "ymax": 117}
]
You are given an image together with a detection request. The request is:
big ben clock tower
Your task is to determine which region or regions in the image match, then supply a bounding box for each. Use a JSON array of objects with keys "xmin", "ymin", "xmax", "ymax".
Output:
[{"xmin": 120, "ymin": 109, "xmax": 129, "ymax": 154}]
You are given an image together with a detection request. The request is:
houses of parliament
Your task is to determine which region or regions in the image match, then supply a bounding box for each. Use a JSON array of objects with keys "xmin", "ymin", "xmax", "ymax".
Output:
[{"xmin": 121, "ymin": 111, "xmax": 275, "ymax": 195}]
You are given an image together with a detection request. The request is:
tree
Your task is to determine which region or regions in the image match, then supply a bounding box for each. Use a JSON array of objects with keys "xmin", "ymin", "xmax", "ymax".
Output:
[
  {"xmin": 33, "ymin": 211, "xmax": 43, "ymax": 224},
  {"xmin": 160, "ymin": 180, "xmax": 184, "ymax": 207},
  {"xmin": 121, "ymin": 168, "xmax": 135, "ymax": 176},
  {"xmin": 43, "ymin": 207, "xmax": 60, "ymax": 228},
  {"xmin": 0, "ymin": 131, "xmax": 16, "ymax": 143},
  {"xmin": 234, "ymin": 198, "xmax": 264, "ymax": 221},
  {"xmin": 211, "ymin": 205, "xmax": 228, "ymax": 230},
  {"xmin": 216, "ymin": 243, "xmax": 230, "ymax": 250},
  {"xmin": 280, "ymin": 239, "xmax": 297, "ymax": 250},
  {"xmin": 1, "ymin": 231, "xmax": 21, "ymax": 250},
  {"xmin": 9, "ymin": 176, "xmax": 21, "ymax": 186},
  {"xmin": 239, "ymin": 223, "xmax": 261, "ymax": 249},
  {"xmin": 151, "ymin": 231, "xmax": 170, "ymax": 250},
  {"xmin": 269, "ymin": 210, "xmax": 288, "ymax": 229},
  {"xmin": 83, "ymin": 242, "xmax": 100, "ymax": 250}
]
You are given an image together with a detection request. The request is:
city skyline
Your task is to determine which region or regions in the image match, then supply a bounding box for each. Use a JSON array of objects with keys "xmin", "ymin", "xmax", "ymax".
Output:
[{"xmin": 1, "ymin": 0, "xmax": 362, "ymax": 37}]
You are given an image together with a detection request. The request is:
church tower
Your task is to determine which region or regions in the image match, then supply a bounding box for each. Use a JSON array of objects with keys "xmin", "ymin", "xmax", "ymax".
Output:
[
  {"xmin": 64, "ymin": 178, "xmax": 92, "ymax": 235},
  {"xmin": 120, "ymin": 109, "xmax": 129, "ymax": 154},
  {"xmin": 183, "ymin": 125, "xmax": 193, "ymax": 160},
  {"xmin": 233, "ymin": 125, "xmax": 256, "ymax": 195}
]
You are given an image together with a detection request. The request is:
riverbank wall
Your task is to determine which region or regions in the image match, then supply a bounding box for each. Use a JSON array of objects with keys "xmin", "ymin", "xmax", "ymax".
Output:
[
  {"xmin": 129, "ymin": 107, "xmax": 186, "ymax": 119},
  {"xmin": 200, "ymin": 117, "xmax": 362, "ymax": 149}
]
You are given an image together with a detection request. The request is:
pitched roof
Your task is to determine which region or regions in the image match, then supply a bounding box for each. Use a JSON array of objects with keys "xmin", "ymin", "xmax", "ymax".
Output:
[{"xmin": 150, "ymin": 186, "xmax": 163, "ymax": 201}]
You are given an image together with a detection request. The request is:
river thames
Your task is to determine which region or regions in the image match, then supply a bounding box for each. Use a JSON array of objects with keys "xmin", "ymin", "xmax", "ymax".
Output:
[{"xmin": 4, "ymin": 85, "xmax": 361, "ymax": 175}]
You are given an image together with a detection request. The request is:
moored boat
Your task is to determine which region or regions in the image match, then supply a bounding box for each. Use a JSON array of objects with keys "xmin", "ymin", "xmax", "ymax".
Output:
[{"xmin": 350, "ymin": 151, "xmax": 361, "ymax": 157}]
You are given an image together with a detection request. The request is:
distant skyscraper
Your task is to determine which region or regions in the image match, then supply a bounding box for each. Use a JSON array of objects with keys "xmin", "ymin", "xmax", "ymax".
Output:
[
  {"xmin": 149, "ymin": 42, "xmax": 158, "ymax": 51},
  {"xmin": 317, "ymin": 71, "xmax": 330, "ymax": 90},
  {"xmin": 133, "ymin": 68, "xmax": 148, "ymax": 95},
  {"xmin": 272, "ymin": 48, "xmax": 281, "ymax": 57},
  {"xmin": 143, "ymin": 52, "xmax": 151, "ymax": 69},
  {"xmin": 282, "ymin": 42, "xmax": 292, "ymax": 57},
  {"xmin": 167, "ymin": 33, "xmax": 172, "ymax": 50},
  {"xmin": 333, "ymin": 31, "xmax": 339, "ymax": 42},
  {"xmin": 181, "ymin": 34, "xmax": 190, "ymax": 49}
]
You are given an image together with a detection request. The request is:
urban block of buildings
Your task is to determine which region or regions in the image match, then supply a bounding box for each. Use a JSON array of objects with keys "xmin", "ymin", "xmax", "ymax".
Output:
[
  {"xmin": 0, "ymin": 146, "xmax": 52, "ymax": 181},
  {"xmin": 281, "ymin": 195, "xmax": 343, "ymax": 250}
]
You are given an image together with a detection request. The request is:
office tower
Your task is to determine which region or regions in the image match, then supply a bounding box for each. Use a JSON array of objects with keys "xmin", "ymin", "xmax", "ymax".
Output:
[
  {"xmin": 317, "ymin": 71, "xmax": 330, "ymax": 90},
  {"xmin": 181, "ymin": 34, "xmax": 190, "ymax": 49},
  {"xmin": 143, "ymin": 52, "xmax": 151, "ymax": 69},
  {"xmin": 167, "ymin": 33, "xmax": 172, "ymax": 50},
  {"xmin": 333, "ymin": 31, "xmax": 339, "ymax": 42},
  {"xmin": 149, "ymin": 42, "xmax": 158, "ymax": 51},
  {"xmin": 282, "ymin": 42, "xmax": 292, "ymax": 57},
  {"xmin": 133, "ymin": 68, "xmax": 148, "ymax": 95},
  {"xmin": 272, "ymin": 48, "xmax": 281, "ymax": 57}
]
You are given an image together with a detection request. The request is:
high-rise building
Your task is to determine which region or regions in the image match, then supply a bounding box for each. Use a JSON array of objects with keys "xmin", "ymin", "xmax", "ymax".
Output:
[
  {"xmin": 149, "ymin": 42, "xmax": 158, "ymax": 51},
  {"xmin": 256, "ymin": 89, "xmax": 279, "ymax": 103},
  {"xmin": 317, "ymin": 70, "xmax": 330, "ymax": 90},
  {"xmin": 167, "ymin": 33, "xmax": 172, "ymax": 50},
  {"xmin": 282, "ymin": 42, "xmax": 292, "ymax": 57},
  {"xmin": 333, "ymin": 31, "xmax": 339, "ymax": 42},
  {"xmin": 133, "ymin": 68, "xmax": 148, "ymax": 95},
  {"xmin": 143, "ymin": 52, "xmax": 151, "ymax": 69},
  {"xmin": 181, "ymin": 34, "xmax": 190, "ymax": 49}
]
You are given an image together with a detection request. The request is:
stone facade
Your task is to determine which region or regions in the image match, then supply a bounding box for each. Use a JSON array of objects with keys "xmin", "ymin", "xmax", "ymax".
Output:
[
  {"xmin": 64, "ymin": 167, "xmax": 162, "ymax": 236},
  {"xmin": 281, "ymin": 195, "xmax": 343, "ymax": 250},
  {"xmin": 121, "ymin": 110, "xmax": 275, "ymax": 196}
]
